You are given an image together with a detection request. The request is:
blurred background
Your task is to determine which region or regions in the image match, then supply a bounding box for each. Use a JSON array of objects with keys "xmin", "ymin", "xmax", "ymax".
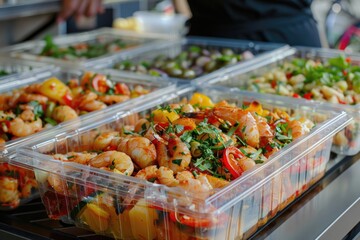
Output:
[{"xmin": 0, "ymin": 0, "xmax": 359, "ymax": 50}]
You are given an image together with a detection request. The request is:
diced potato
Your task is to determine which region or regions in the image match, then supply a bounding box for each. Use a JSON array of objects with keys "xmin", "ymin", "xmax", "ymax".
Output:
[
  {"xmin": 129, "ymin": 198, "xmax": 158, "ymax": 240},
  {"xmin": 81, "ymin": 203, "xmax": 110, "ymax": 232}
]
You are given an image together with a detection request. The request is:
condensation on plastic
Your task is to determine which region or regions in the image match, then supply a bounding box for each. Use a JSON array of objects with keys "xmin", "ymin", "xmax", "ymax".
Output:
[
  {"xmin": 0, "ymin": 28, "xmax": 170, "ymax": 68},
  {"xmin": 90, "ymin": 37, "xmax": 290, "ymax": 85},
  {"xmin": 11, "ymin": 86, "xmax": 351, "ymax": 239},
  {"xmin": 203, "ymin": 47, "xmax": 360, "ymax": 156},
  {"xmin": 0, "ymin": 67, "xmax": 176, "ymax": 211}
]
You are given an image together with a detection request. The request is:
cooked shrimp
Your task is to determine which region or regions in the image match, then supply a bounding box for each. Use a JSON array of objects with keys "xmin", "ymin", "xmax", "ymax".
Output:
[
  {"xmin": 79, "ymin": 100, "xmax": 106, "ymax": 112},
  {"xmin": 9, "ymin": 117, "xmax": 42, "ymax": 137},
  {"xmin": 21, "ymin": 178, "xmax": 37, "ymax": 198},
  {"xmin": 77, "ymin": 92, "xmax": 98, "ymax": 104},
  {"xmin": 65, "ymin": 152, "xmax": 97, "ymax": 164},
  {"xmin": 24, "ymin": 83, "xmax": 42, "ymax": 94},
  {"xmin": 213, "ymin": 106, "xmax": 260, "ymax": 148},
  {"xmin": 134, "ymin": 119, "xmax": 150, "ymax": 133},
  {"xmin": 175, "ymin": 170, "xmax": 194, "ymax": 181},
  {"xmin": 135, "ymin": 165, "xmax": 179, "ymax": 187},
  {"xmin": 92, "ymin": 131, "xmax": 121, "ymax": 151},
  {"xmin": 156, "ymin": 133, "xmax": 191, "ymax": 173},
  {"xmin": 18, "ymin": 93, "xmax": 48, "ymax": 104},
  {"xmin": 117, "ymin": 136, "xmax": 157, "ymax": 169},
  {"xmin": 75, "ymin": 92, "xmax": 106, "ymax": 112},
  {"xmin": 97, "ymin": 95, "xmax": 130, "ymax": 104},
  {"xmin": 254, "ymin": 115, "xmax": 273, "ymax": 139},
  {"xmin": 287, "ymin": 120, "xmax": 310, "ymax": 139},
  {"xmin": 89, "ymin": 151, "xmax": 134, "ymax": 176},
  {"xmin": 47, "ymin": 173, "xmax": 69, "ymax": 194},
  {"xmin": 178, "ymin": 175, "xmax": 213, "ymax": 199},
  {"xmin": 0, "ymin": 177, "xmax": 19, "ymax": 206},
  {"xmin": 157, "ymin": 166, "xmax": 179, "ymax": 187},
  {"xmin": 20, "ymin": 110, "xmax": 35, "ymax": 122},
  {"xmin": 0, "ymin": 95, "xmax": 10, "ymax": 110},
  {"xmin": 135, "ymin": 165, "xmax": 158, "ymax": 180},
  {"xmin": 51, "ymin": 106, "xmax": 78, "ymax": 123}
]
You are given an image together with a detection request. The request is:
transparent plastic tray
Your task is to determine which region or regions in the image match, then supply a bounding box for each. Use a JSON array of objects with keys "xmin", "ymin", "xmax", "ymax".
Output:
[
  {"xmin": 92, "ymin": 37, "xmax": 289, "ymax": 84},
  {"xmin": 204, "ymin": 47, "xmax": 360, "ymax": 156},
  {"xmin": 0, "ymin": 28, "xmax": 168, "ymax": 68},
  {"xmin": 0, "ymin": 68, "xmax": 175, "ymax": 211},
  {"xmin": 0, "ymin": 56, "xmax": 53, "ymax": 82},
  {"xmin": 11, "ymin": 86, "xmax": 351, "ymax": 239}
]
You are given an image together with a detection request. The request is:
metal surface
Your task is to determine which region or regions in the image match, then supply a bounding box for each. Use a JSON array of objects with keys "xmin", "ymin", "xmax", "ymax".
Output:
[
  {"xmin": 0, "ymin": 153, "xmax": 359, "ymax": 239},
  {"xmin": 251, "ymin": 153, "xmax": 360, "ymax": 240}
]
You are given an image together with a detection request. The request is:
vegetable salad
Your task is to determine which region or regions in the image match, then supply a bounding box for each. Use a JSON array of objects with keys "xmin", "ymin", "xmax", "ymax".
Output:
[
  {"xmin": 114, "ymin": 46, "xmax": 254, "ymax": 79},
  {"xmin": 247, "ymin": 56, "xmax": 360, "ymax": 105},
  {"xmin": 40, "ymin": 35, "xmax": 137, "ymax": 60}
]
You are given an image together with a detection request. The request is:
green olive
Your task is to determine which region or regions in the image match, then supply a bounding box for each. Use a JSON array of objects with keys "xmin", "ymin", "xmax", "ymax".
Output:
[
  {"xmin": 167, "ymin": 68, "xmax": 183, "ymax": 77},
  {"xmin": 222, "ymin": 48, "xmax": 234, "ymax": 56},
  {"xmin": 190, "ymin": 141, "xmax": 202, "ymax": 157},
  {"xmin": 182, "ymin": 69, "xmax": 196, "ymax": 79},
  {"xmin": 204, "ymin": 60, "xmax": 217, "ymax": 72}
]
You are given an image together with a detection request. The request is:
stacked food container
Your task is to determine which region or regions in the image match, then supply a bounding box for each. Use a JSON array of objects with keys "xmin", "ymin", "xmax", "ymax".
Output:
[{"xmin": 0, "ymin": 27, "xmax": 358, "ymax": 240}]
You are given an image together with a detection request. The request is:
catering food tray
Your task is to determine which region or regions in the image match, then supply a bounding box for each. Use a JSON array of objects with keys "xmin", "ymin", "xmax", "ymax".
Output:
[
  {"xmin": 0, "ymin": 57, "xmax": 53, "ymax": 82},
  {"xmin": 0, "ymin": 68, "xmax": 175, "ymax": 211},
  {"xmin": 0, "ymin": 28, "xmax": 167, "ymax": 68},
  {"xmin": 203, "ymin": 47, "xmax": 360, "ymax": 156},
  {"xmin": 92, "ymin": 37, "xmax": 289, "ymax": 84},
  {"xmin": 11, "ymin": 86, "xmax": 351, "ymax": 240}
]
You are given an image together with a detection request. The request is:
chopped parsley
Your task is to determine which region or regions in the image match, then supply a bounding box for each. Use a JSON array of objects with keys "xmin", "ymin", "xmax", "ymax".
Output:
[{"xmin": 172, "ymin": 159, "xmax": 182, "ymax": 166}]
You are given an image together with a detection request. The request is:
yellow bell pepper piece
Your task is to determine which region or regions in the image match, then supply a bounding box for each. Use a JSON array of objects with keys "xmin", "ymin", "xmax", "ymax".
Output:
[
  {"xmin": 39, "ymin": 77, "xmax": 73, "ymax": 105},
  {"xmin": 189, "ymin": 93, "xmax": 214, "ymax": 108},
  {"xmin": 152, "ymin": 109, "xmax": 180, "ymax": 123}
]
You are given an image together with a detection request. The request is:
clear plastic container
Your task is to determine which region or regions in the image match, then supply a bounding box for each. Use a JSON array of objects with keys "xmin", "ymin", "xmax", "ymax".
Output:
[
  {"xmin": 0, "ymin": 28, "xmax": 168, "ymax": 68},
  {"xmin": 93, "ymin": 37, "xmax": 289, "ymax": 84},
  {"xmin": 133, "ymin": 11, "xmax": 188, "ymax": 36},
  {"xmin": 11, "ymin": 86, "xmax": 351, "ymax": 239},
  {"xmin": 0, "ymin": 57, "xmax": 53, "ymax": 82},
  {"xmin": 203, "ymin": 47, "xmax": 360, "ymax": 156},
  {"xmin": 0, "ymin": 68, "xmax": 175, "ymax": 211}
]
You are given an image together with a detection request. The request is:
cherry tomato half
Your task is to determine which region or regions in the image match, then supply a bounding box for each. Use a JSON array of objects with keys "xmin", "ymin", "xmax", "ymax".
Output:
[
  {"xmin": 222, "ymin": 146, "xmax": 246, "ymax": 179},
  {"xmin": 303, "ymin": 92, "xmax": 312, "ymax": 100}
]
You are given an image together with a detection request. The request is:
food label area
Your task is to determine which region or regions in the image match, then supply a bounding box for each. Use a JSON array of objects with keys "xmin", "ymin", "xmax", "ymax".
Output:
[{"xmin": 0, "ymin": 16, "xmax": 359, "ymax": 240}]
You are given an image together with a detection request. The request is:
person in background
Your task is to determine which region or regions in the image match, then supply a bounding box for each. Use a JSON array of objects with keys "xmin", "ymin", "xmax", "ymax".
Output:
[
  {"xmin": 174, "ymin": 0, "xmax": 322, "ymax": 47},
  {"xmin": 57, "ymin": 0, "xmax": 104, "ymax": 23}
]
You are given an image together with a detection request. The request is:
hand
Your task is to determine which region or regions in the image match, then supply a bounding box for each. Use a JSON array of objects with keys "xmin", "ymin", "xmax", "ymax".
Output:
[{"xmin": 57, "ymin": 0, "xmax": 104, "ymax": 23}]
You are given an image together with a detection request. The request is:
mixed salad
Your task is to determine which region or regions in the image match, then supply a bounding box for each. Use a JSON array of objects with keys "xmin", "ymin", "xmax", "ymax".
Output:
[
  {"xmin": 39, "ymin": 35, "xmax": 137, "ymax": 60},
  {"xmin": 246, "ymin": 55, "xmax": 360, "ymax": 105},
  {"xmin": 114, "ymin": 46, "xmax": 254, "ymax": 79}
]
